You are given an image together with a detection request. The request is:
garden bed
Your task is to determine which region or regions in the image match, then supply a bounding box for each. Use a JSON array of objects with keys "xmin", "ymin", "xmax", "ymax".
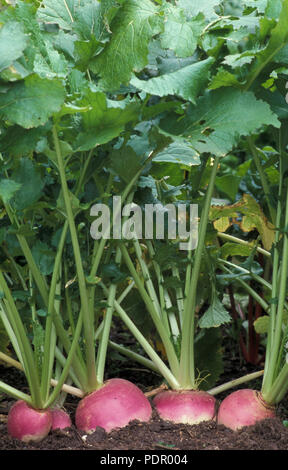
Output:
[{"xmin": 1, "ymin": 354, "xmax": 288, "ymax": 451}]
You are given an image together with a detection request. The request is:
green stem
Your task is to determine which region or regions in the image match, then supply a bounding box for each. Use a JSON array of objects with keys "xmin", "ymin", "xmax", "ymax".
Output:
[
  {"xmin": 217, "ymin": 258, "xmax": 277, "ymax": 299},
  {"xmin": 133, "ymin": 239, "xmax": 162, "ymax": 317},
  {"xmin": 44, "ymin": 312, "xmax": 83, "ymax": 407},
  {"xmin": 53, "ymin": 125, "xmax": 97, "ymax": 392},
  {"xmin": 54, "ymin": 347, "xmax": 82, "ymax": 389},
  {"xmin": 120, "ymin": 243, "xmax": 180, "ymax": 378},
  {"xmin": 172, "ymin": 266, "xmax": 184, "ymax": 327},
  {"xmin": 95, "ymin": 248, "xmax": 121, "ymax": 386},
  {"xmin": 179, "ymin": 155, "xmax": 220, "ymax": 389},
  {"xmin": 208, "ymin": 370, "xmax": 264, "ymax": 396},
  {"xmin": 2, "ymin": 153, "xmax": 93, "ymax": 391},
  {"xmin": 262, "ymin": 362, "xmax": 288, "ymax": 405},
  {"xmin": 0, "ymin": 271, "xmax": 43, "ymax": 408},
  {"xmin": 108, "ymin": 340, "xmax": 159, "ymax": 373},
  {"xmin": 100, "ymin": 282, "xmax": 181, "ymax": 390},
  {"xmin": 262, "ymin": 153, "xmax": 283, "ymax": 390},
  {"xmin": 146, "ymin": 241, "xmax": 170, "ymax": 333},
  {"xmin": 41, "ymin": 224, "xmax": 68, "ymax": 402},
  {"xmin": 248, "ymin": 137, "xmax": 276, "ymax": 224},
  {"xmin": 0, "ymin": 381, "xmax": 32, "ymax": 405},
  {"xmin": 262, "ymin": 178, "xmax": 288, "ymax": 395},
  {"xmin": 218, "ymin": 263, "xmax": 269, "ymax": 312}
]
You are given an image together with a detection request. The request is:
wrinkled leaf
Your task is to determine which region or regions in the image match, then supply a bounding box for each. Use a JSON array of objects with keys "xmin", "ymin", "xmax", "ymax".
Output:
[{"xmin": 90, "ymin": 0, "xmax": 163, "ymax": 91}]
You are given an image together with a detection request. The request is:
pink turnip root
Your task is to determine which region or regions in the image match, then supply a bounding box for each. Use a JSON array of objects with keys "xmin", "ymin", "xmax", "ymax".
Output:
[
  {"xmin": 217, "ymin": 389, "xmax": 275, "ymax": 430},
  {"xmin": 51, "ymin": 408, "xmax": 72, "ymax": 430},
  {"xmin": 75, "ymin": 378, "xmax": 152, "ymax": 433},
  {"xmin": 7, "ymin": 400, "xmax": 52, "ymax": 442},
  {"xmin": 153, "ymin": 389, "xmax": 216, "ymax": 424}
]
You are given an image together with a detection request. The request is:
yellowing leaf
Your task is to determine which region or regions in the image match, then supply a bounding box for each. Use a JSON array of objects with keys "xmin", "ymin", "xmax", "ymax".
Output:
[
  {"xmin": 213, "ymin": 217, "xmax": 231, "ymax": 232},
  {"xmin": 210, "ymin": 194, "xmax": 275, "ymax": 250},
  {"xmin": 239, "ymin": 194, "xmax": 275, "ymax": 250}
]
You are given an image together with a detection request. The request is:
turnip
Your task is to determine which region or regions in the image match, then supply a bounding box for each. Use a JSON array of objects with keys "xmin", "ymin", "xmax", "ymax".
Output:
[
  {"xmin": 153, "ymin": 389, "xmax": 216, "ymax": 424},
  {"xmin": 7, "ymin": 400, "xmax": 52, "ymax": 442},
  {"xmin": 51, "ymin": 408, "xmax": 72, "ymax": 430},
  {"xmin": 217, "ymin": 389, "xmax": 275, "ymax": 431},
  {"xmin": 75, "ymin": 378, "xmax": 152, "ymax": 433}
]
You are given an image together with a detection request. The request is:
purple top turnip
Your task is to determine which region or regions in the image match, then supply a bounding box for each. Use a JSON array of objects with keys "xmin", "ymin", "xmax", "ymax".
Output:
[
  {"xmin": 7, "ymin": 400, "xmax": 52, "ymax": 443},
  {"xmin": 217, "ymin": 389, "xmax": 275, "ymax": 430},
  {"xmin": 75, "ymin": 378, "xmax": 152, "ymax": 433},
  {"xmin": 153, "ymin": 389, "xmax": 216, "ymax": 424}
]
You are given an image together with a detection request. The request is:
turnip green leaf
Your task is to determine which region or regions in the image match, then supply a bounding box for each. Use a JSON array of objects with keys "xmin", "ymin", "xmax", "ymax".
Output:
[
  {"xmin": 160, "ymin": 89, "xmax": 280, "ymax": 156},
  {"xmin": 0, "ymin": 75, "xmax": 65, "ymax": 128},
  {"xmin": 131, "ymin": 58, "xmax": 214, "ymax": 103},
  {"xmin": 90, "ymin": 0, "xmax": 163, "ymax": 91},
  {"xmin": 0, "ymin": 21, "xmax": 28, "ymax": 72}
]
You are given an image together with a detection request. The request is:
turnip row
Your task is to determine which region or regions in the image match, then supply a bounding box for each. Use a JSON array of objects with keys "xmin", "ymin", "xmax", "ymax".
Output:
[{"xmin": 1, "ymin": 0, "xmax": 288, "ymax": 445}]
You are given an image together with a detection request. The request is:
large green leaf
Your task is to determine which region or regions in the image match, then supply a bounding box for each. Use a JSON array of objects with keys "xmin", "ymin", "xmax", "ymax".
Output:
[
  {"xmin": 37, "ymin": 0, "xmax": 124, "ymax": 41},
  {"xmin": 0, "ymin": 75, "xmax": 65, "ymax": 128},
  {"xmin": 0, "ymin": 21, "xmax": 28, "ymax": 72},
  {"xmin": 160, "ymin": 89, "xmax": 280, "ymax": 156},
  {"xmin": 90, "ymin": 0, "xmax": 163, "ymax": 91},
  {"xmin": 37, "ymin": 0, "xmax": 82, "ymax": 31},
  {"xmin": 74, "ymin": 87, "xmax": 140, "ymax": 150},
  {"xmin": 131, "ymin": 57, "xmax": 214, "ymax": 102}
]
